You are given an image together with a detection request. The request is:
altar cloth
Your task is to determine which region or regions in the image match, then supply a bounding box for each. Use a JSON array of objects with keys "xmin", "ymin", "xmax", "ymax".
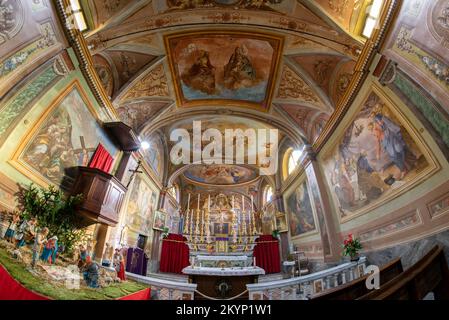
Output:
[{"xmin": 182, "ymin": 266, "xmax": 265, "ymax": 276}]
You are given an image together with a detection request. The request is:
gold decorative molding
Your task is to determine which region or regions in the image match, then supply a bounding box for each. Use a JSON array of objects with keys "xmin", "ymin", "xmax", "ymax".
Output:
[
  {"xmin": 55, "ymin": 0, "xmax": 119, "ymax": 121},
  {"xmin": 313, "ymin": 0, "xmax": 401, "ymax": 153}
]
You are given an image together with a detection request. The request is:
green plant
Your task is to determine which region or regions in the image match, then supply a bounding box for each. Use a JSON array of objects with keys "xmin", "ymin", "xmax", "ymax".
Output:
[
  {"xmin": 162, "ymin": 226, "xmax": 169, "ymax": 238},
  {"xmin": 272, "ymin": 229, "xmax": 280, "ymax": 238},
  {"xmin": 342, "ymin": 233, "xmax": 362, "ymax": 259},
  {"xmin": 15, "ymin": 183, "xmax": 86, "ymax": 254}
]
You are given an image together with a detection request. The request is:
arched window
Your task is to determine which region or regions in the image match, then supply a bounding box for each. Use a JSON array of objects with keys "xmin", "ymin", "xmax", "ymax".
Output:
[
  {"xmin": 283, "ymin": 147, "xmax": 304, "ymax": 179},
  {"xmin": 288, "ymin": 150, "xmax": 302, "ymax": 175},
  {"xmin": 263, "ymin": 185, "xmax": 273, "ymax": 205},
  {"xmin": 167, "ymin": 185, "xmax": 178, "ymax": 201}
]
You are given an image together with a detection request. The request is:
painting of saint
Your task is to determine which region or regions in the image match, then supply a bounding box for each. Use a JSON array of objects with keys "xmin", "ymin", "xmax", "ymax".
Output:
[
  {"xmin": 165, "ymin": 31, "xmax": 283, "ymax": 110},
  {"xmin": 153, "ymin": 210, "xmax": 167, "ymax": 231},
  {"xmin": 126, "ymin": 175, "xmax": 158, "ymax": 235},
  {"xmin": 323, "ymin": 90, "xmax": 432, "ymax": 219},
  {"xmin": 141, "ymin": 133, "xmax": 164, "ymax": 180},
  {"xmin": 213, "ymin": 222, "xmax": 229, "ymax": 235},
  {"xmin": 19, "ymin": 83, "xmax": 117, "ymax": 187},
  {"xmin": 181, "ymin": 50, "xmax": 216, "ymax": 94},
  {"xmin": 286, "ymin": 181, "xmax": 316, "ymax": 237}
]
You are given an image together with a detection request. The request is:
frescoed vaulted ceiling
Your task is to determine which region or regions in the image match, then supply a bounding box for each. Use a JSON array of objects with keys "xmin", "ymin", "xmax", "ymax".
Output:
[{"xmin": 80, "ymin": 0, "xmax": 366, "ymax": 183}]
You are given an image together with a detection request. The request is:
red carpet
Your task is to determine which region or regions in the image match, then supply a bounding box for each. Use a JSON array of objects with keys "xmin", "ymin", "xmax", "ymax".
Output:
[{"xmin": 0, "ymin": 264, "xmax": 50, "ymax": 300}]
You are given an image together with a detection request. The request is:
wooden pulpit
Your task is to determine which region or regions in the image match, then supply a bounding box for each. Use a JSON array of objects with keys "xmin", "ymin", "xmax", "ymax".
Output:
[{"xmin": 71, "ymin": 166, "xmax": 127, "ymax": 227}]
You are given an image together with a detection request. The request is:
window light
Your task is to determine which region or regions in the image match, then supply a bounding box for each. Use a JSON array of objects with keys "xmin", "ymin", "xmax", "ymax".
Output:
[{"xmin": 362, "ymin": 0, "xmax": 384, "ymax": 38}]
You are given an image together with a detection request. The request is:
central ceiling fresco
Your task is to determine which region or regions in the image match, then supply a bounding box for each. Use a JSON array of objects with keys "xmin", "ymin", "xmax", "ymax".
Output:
[
  {"xmin": 82, "ymin": 0, "xmax": 366, "ymax": 184},
  {"xmin": 165, "ymin": 31, "xmax": 283, "ymax": 110}
]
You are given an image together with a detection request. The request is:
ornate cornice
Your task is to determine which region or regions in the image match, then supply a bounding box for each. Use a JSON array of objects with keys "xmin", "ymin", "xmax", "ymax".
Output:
[
  {"xmin": 55, "ymin": 0, "xmax": 119, "ymax": 121},
  {"xmin": 312, "ymin": 0, "xmax": 400, "ymax": 153}
]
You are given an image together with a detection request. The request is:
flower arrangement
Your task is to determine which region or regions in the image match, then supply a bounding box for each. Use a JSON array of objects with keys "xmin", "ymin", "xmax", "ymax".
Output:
[{"xmin": 342, "ymin": 233, "xmax": 362, "ymax": 261}]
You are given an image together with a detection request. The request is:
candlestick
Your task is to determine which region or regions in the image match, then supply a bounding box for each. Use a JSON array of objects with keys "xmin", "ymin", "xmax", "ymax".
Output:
[
  {"xmin": 183, "ymin": 209, "xmax": 190, "ymax": 234},
  {"xmin": 187, "ymin": 193, "xmax": 191, "ymax": 212}
]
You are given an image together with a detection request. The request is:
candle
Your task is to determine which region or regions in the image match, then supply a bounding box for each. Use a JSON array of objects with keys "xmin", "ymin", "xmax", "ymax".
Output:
[
  {"xmin": 208, "ymin": 194, "xmax": 211, "ymax": 211},
  {"xmin": 232, "ymin": 195, "xmax": 234, "ymax": 209},
  {"xmin": 251, "ymin": 195, "xmax": 254, "ymax": 212},
  {"xmin": 242, "ymin": 195, "xmax": 245, "ymax": 211},
  {"xmin": 187, "ymin": 193, "xmax": 191, "ymax": 212},
  {"xmin": 253, "ymin": 256, "xmax": 256, "ymax": 267},
  {"xmin": 197, "ymin": 194, "xmax": 200, "ymax": 211}
]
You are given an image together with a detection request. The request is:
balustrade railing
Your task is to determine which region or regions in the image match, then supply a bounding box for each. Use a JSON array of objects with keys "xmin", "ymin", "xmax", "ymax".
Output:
[
  {"xmin": 247, "ymin": 257, "xmax": 367, "ymax": 300},
  {"xmin": 103, "ymin": 267, "xmax": 197, "ymax": 300}
]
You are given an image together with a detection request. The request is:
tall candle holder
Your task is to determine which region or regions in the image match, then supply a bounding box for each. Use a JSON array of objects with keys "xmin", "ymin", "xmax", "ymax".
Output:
[
  {"xmin": 183, "ymin": 209, "xmax": 190, "ymax": 234},
  {"xmin": 199, "ymin": 210, "xmax": 204, "ymax": 243},
  {"xmin": 251, "ymin": 211, "xmax": 257, "ymax": 236}
]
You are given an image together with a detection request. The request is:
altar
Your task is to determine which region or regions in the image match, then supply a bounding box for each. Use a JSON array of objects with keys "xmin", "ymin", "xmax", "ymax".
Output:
[
  {"xmin": 182, "ymin": 265, "xmax": 265, "ymax": 299},
  {"xmin": 177, "ymin": 193, "xmax": 277, "ymax": 299}
]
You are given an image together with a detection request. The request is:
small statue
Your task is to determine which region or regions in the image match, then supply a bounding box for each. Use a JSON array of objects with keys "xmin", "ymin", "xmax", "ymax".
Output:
[
  {"xmin": 77, "ymin": 244, "xmax": 88, "ymax": 268},
  {"xmin": 4, "ymin": 212, "xmax": 20, "ymax": 243},
  {"xmin": 40, "ymin": 236, "xmax": 58, "ymax": 264},
  {"xmin": 82, "ymin": 256, "xmax": 99, "ymax": 288},
  {"xmin": 16, "ymin": 217, "xmax": 37, "ymax": 248},
  {"xmin": 31, "ymin": 227, "xmax": 49, "ymax": 268},
  {"xmin": 102, "ymin": 243, "xmax": 114, "ymax": 267},
  {"xmin": 113, "ymin": 248, "xmax": 126, "ymax": 281}
]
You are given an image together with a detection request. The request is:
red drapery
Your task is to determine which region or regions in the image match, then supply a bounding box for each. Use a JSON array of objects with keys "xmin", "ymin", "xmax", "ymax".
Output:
[
  {"xmin": 0, "ymin": 264, "xmax": 50, "ymax": 300},
  {"xmin": 159, "ymin": 234, "xmax": 190, "ymax": 274},
  {"xmin": 253, "ymin": 235, "xmax": 281, "ymax": 274},
  {"xmin": 88, "ymin": 143, "xmax": 114, "ymax": 173}
]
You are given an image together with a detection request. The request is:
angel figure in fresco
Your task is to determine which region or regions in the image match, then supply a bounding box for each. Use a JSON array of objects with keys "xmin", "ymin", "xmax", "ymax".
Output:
[
  {"xmin": 182, "ymin": 50, "xmax": 216, "ymax": 94},
  {"xmin": 372, "ymin": 113, "xmax": 411, "ymax": 180},
  {"xmin": 224, "ymin": 45, "xmax": 257, "ymax": 90}
]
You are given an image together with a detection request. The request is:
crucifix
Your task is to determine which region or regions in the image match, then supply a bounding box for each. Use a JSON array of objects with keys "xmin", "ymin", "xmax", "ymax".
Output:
[{"xmin": 126, "ymin": 159, "xmax": 143, "ymax": 188}]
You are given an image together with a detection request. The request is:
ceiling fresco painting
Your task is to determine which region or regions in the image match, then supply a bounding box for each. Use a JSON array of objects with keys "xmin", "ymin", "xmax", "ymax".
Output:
[
  {"xmin": 165, "ymin": 31, "xmax": 283, "ymax": 111},
  {"xmin": 164, "ymin": 0, "xmax": 288, "ymax": 12},
  {"xmin": 183, "ymin": 164, "xmax": 259, "ymax": 186}
]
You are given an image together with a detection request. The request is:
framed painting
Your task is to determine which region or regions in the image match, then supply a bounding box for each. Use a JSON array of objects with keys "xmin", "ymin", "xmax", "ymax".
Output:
[
  {"xmin": 213, "ymin": 222, "xmax": 229, "ymax": 236},
  {"xmin": 321, "ymin": 85, "xmax": 439, "ymax": 222},
  {"xmin": 164, "ymin": 30, "xmax": 284, "ymax": 111},
  {"xmin": 126, "ymin": 174, "xmax": 159, "ymax": 236},
  {"xmin": 313, "ymin": 279, "xmax": 324, "ymax": 294},
  {"xmin": 153, "ymin": 210, "xmax": 167, "ymax": 231},
  {"xmin": 284, "ymin": 177, "xmax": 318, "ymax": 239},
  {"xmin": 9, "ymin": 80, "xmax": 117, "ymax": 188},
  {"xmin": 275, "ymin": 212, "xmax": 288, "ymax": 233}
]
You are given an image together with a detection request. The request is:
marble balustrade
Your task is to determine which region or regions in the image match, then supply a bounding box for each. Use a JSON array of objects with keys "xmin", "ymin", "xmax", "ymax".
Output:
[{"xmin": 247, "ymin": 257, "xmax": 367, "ymax": 300}]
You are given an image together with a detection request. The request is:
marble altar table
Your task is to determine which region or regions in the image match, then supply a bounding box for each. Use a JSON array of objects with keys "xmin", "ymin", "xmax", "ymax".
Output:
[{"xmin": 182, "ymin": 266, "xmax": 265, "ymax": 299}]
